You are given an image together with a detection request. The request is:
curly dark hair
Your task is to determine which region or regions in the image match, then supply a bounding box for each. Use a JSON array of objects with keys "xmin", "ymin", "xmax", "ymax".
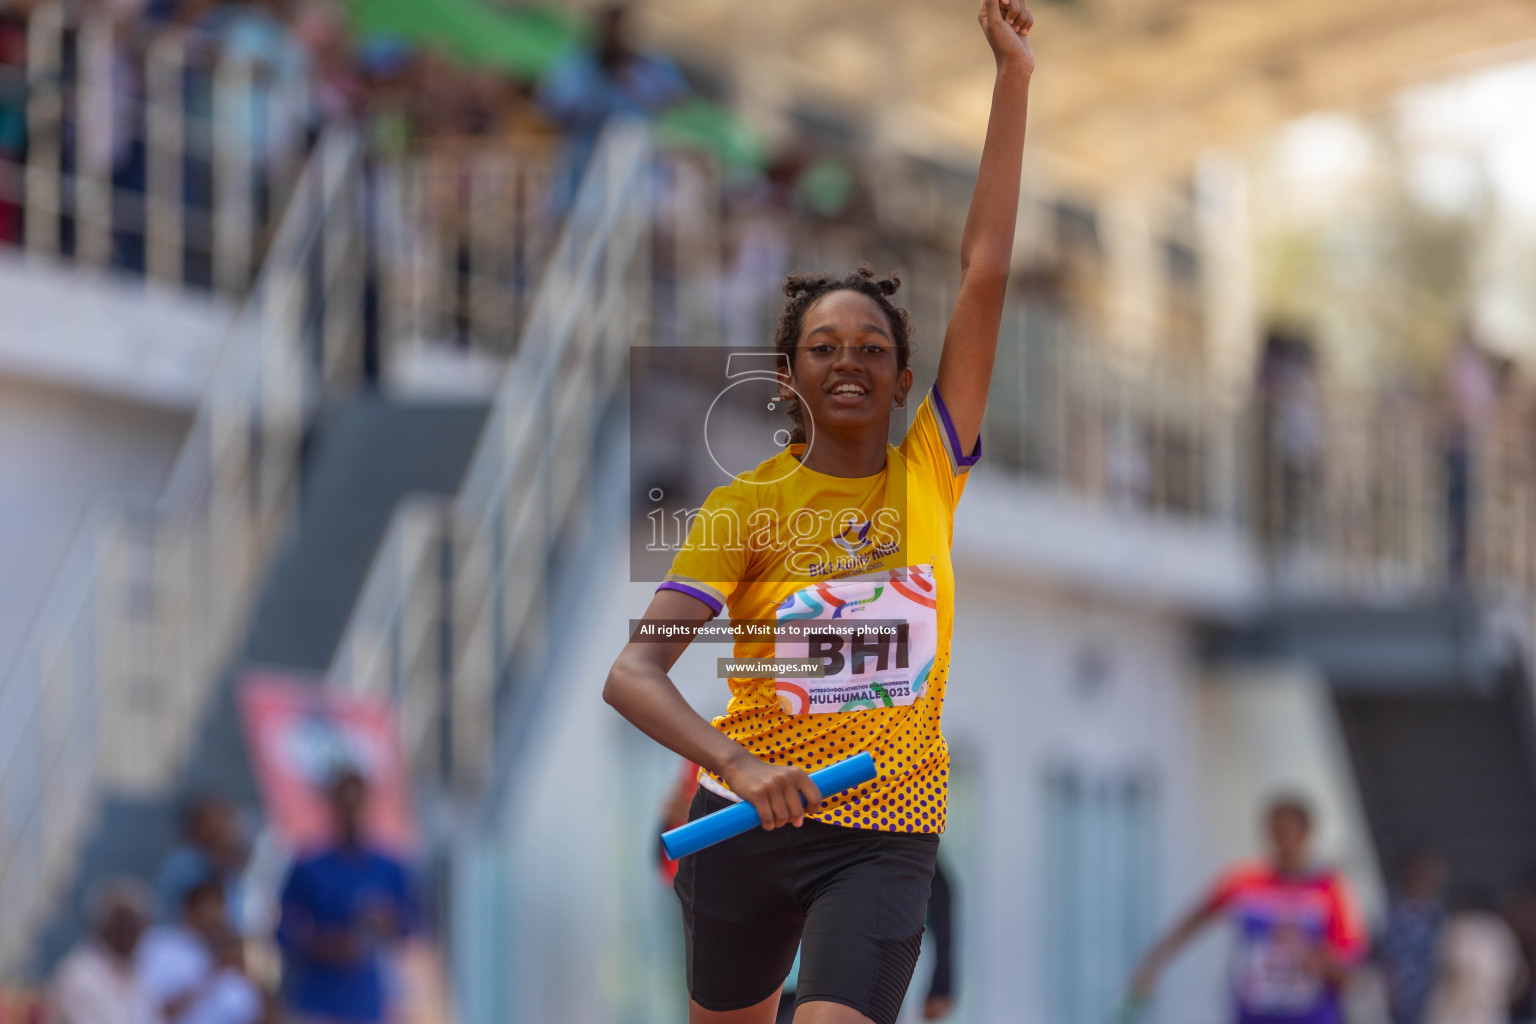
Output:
[{"xmin": 772, "ymin": 267, "xmax": 913, "ymax": 445}]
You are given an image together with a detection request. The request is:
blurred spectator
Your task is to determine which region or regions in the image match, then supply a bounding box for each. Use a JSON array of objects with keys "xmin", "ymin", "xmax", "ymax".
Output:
[
  {"xmin": 1106, "ymin": 416, "xmax": 1153, "ymax": 513},
  {"xmin": 275, "ymin": 767, "xmax": 418, "ymax": 1024},
  {"xmin": 538, "ymin": 3, "xmax": 688, "ymax": 203},
  {"xmin": 1442, "ymin": 330, "xmax": 1496, "ymax": 581},
  {"xmin": 354, "ymin": 35, "xmax": 417, "ymax": 160},
  {"xmin": 1254, "ymin": 329, "xmax": 1291, "ymax": 531},
  {"xmin": 139, "ymin": 879, "xmax": 223, "ymax": 1020},
  {"xmin": 655, "ymin": 759, "xmax": 699, "ymax": 888},
  {"xmin": 0, "ymin": 0, "xmax": 31, "ymax": 245},
  {"xmin": 200, "ymin": 0, "xmax": 310, "ymax": 221},
  {"xmin": 74, "ymin": 0, "xmax": 153, "ymax": 272},
  {"xmin": 1378, "ymin": 848, "xmax": 1449, "ymax": 1024},
  {"xmin": 1130, "ymin": 794, "xmax": 1367, "ymax": 1024},
  {"xmin": 1426, "ymin": 895, "xmax": 1526, "ymax": 1024},
  {"xmin": 539, "ymin": 4, "xmax": 688, "ymax": 128},
  {"xmin": 138, "ymin": 879, "xmax": 261, "ymax": 1024},
  {"xmin": 156, "ymin": 795, "xmax": 246, "ymax": 927},
  {"xmin": 1505, "ymin": 883, "xmax": 1536, "ymax": 1024},
  {"xmin": 47, "ymin": 879, "xmax": 157, "ymax": 1024},
  {"xmin": 1256, "ymin": 329, "xmax": 1324, "ymax": 556},
  {"xmin": 293, "ymin": 4, "xmax": 364, "ymax": 123},
  {"xmin": 181, "ymin": 930, "xmax": 263, "ymax": 1024}
]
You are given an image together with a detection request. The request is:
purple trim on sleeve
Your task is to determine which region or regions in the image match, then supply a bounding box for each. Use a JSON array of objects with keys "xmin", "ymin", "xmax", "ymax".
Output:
[
  {"xmin": 657, "ymin": 581, "xmax": 722, "ymax": 618},
  {"xmin": 930, "ymin": 385, "xmax": 982, "ymax": 468}
]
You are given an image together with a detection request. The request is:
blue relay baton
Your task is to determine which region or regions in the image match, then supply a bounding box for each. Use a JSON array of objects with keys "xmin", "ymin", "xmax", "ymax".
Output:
[{"xmin": 661, "ymin": 752, "xmax": 878, "ymax": 860}]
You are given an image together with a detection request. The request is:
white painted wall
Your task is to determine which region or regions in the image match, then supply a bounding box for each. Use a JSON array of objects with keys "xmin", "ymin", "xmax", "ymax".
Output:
[
  {"xmin": 0, "ymin": 253, "xmax": 235, "ymax": 674},
  {"xmin": 954, "ymin": 472, "xmax": 1261, "ymax": 623},
  {"xmin": 943, "ymin": 556, "xmax": 1225, "ymax": 1024},
  {"xmin": 0, "ymin": 251, "xmax": 232, "ymax": 410},
  {"xmin": 0, "ymin": 374, "xmax": 189, "ymax": 675}
]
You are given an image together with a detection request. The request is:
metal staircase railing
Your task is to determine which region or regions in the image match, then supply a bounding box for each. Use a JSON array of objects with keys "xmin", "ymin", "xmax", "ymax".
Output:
[
  {"xmin": 0, "ymin": 123, "xmax": 364, "ymax": 978},
  {"xmin": 329, "ymin": 120, "xmax": 654, "ymax": 790}
]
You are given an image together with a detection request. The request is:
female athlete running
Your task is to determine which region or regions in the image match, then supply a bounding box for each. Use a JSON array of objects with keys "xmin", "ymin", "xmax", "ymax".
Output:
[{"xmin": 604, "ymin": 3, "xmax": 1033, "ymax": 1021}]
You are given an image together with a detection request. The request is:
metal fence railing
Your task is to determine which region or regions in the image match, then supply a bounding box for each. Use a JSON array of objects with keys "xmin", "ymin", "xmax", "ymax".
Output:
[
  {"xmin": 0, "ymin": 124, "xmax": 363, "ymax": 977},
  {"xmin": 983, "ymin": 325, "xmax": 1536, "ymax": 605},
  {"xmin": 369, "ymin": 139, "xmax": 724, "ymax": 369},
  {"xmin": 1250, "ymin": 388, "xmax": 1536, "ymax": 602},
  {"xmin": 982, "ymin": 312, "xmax": 1244, "ymax": 527},
  {"xmin": 0, "ymin": 2, "xmax": 312, "ymax": 294},
  {"xmin": 376, "ymin": 143, "xmax": 563, "ymax": 359}
]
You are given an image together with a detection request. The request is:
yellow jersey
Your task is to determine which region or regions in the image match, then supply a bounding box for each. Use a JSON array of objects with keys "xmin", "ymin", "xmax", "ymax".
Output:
[{"xmin": 659, "ymin": 386, "xmax": 979, "ymax": 833}]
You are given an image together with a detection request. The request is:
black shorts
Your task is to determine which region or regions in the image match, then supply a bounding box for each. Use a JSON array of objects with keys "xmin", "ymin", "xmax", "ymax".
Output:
[{"xmin": 674, "ymin": 787, "xmax": 939, "ymax": 1024}]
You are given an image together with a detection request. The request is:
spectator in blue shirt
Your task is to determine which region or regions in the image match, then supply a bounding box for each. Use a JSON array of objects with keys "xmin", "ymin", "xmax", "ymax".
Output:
[
  {"xmin": 1377, "ymin": 848, "xmax": 1448, "ymax": 1024},
  {"xmin": 538, "ymin": 4, "xmax": 688, "ymax": 206},
  {"xmin": 275, "ymin": 767, "xmax": 417, "ymax": 1024},
  {"xmin": 539, "ymin": 5, "xmax": 688, "ymax": 126},
  {"xmin": 156, "ymin": 795, "xmax": 246, "ymax": 927}
]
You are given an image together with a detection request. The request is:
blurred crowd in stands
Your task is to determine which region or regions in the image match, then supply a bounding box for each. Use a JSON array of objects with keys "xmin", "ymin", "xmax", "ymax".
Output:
[
  {"xmin": 4, "ymin": 0, "xmax": 1531, "ymax": 499},
  {"xmin": 0, "ymin": 0, "xmax": 871, "ymax": 288},
  {"xmin": 0, "ymin": 768, "xmax": 419, "ymax": 1024},
  {"xmin": 1376, "ymin": 847, "xmax": 1536, "ymax": 1024}
]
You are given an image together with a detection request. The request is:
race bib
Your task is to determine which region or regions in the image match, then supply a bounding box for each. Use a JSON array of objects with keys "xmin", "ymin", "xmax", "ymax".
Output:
[
  {"xmin": 1233, "ymin": 935, "xmax": 1324, "ymax": 1014},
  {"xmin": 772, "ymin": 565, "xmax": 939, "ymax": 715}
]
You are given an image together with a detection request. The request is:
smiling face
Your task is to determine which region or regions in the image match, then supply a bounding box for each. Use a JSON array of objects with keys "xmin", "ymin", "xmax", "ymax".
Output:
[{"xmin": 783, "ymin": 289, "xmax": 913, "ymax": 445}]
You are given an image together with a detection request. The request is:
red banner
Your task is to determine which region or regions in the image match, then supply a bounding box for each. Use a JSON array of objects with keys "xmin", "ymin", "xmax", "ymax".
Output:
[
  {"xmin": 0, "ymin": 991, "xmax": 43, "ymax": 1024},
  {"xmin": 238, "ymin": 671, "xmax": 417, "ymax": 854}
]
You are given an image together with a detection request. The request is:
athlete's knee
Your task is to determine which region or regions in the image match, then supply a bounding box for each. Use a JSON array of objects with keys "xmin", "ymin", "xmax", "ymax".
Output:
[
  {"xmin": 689, "ymin": 988, "xmax": 784, "ymax": 1024},
  {"xmin": 791, "ymin": 998, "xmax": 878, "ymax": 1024}
]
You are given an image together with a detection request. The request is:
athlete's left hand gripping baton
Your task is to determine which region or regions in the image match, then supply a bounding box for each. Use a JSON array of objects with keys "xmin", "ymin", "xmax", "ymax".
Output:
[{"xmin": 660, "ymin": 752, "xmax": 878, "ymax": 860}]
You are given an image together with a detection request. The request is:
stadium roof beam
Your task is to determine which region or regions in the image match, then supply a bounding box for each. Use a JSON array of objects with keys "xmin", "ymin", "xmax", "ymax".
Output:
[{"xmin": 632, "ymin": 0, "xmax": 1536, "ymax": 188}]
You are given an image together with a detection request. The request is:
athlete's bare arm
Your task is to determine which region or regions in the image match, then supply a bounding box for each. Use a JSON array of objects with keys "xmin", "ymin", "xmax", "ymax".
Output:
[
  {"xmin": 605, "ymin": 588, "xmax": 824, "ymax": 830},
  {"xmin": 934, "ymin": 0, "xmax": 1034, "ymax": 454},
  {"xmin": 1129, "ymin": 900, "xmax": 1221, "ymax": 1001}
]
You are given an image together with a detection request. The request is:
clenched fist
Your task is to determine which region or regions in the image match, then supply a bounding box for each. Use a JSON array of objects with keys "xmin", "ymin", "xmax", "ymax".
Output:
[{"xmin": 978, "ymin": 0, "xmax": 1035, "ymax": 74}]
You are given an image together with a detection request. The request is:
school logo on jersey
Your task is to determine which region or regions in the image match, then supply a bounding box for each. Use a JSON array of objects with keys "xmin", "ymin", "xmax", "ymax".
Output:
[
  {"xmin": 803, "ymin": 511, "xmax": 901, "ymax": 579},
  {"xmin": 833, "ymin": 519, "xmax": 873, "ymax": 555},
  {"xmin": 773, "ymin": 566, "xmax": 938, "ymax": 715}
]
